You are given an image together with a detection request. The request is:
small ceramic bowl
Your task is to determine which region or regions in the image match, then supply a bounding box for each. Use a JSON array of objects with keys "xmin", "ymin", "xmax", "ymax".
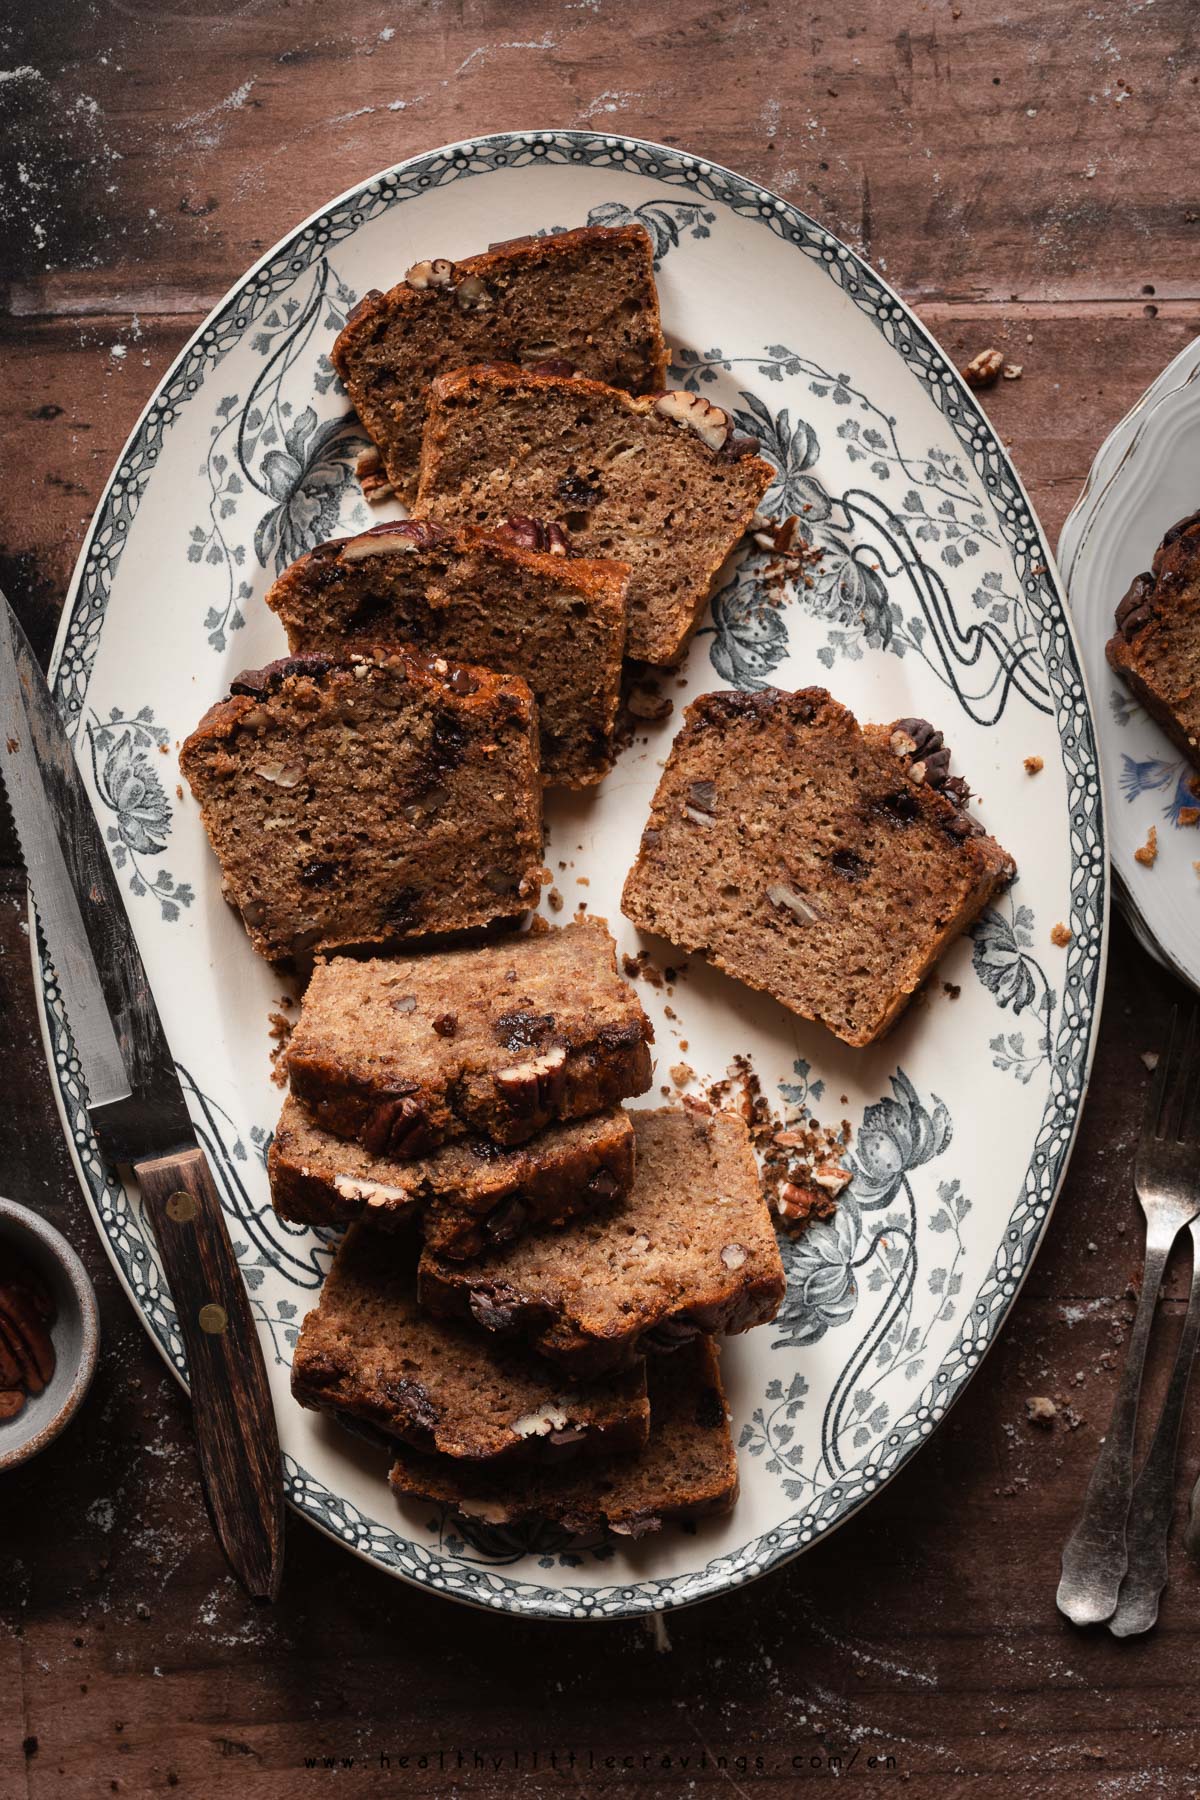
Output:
[{"xmin": 0, "ymin": 1196, "xmax": 100, "ymax": 1471}]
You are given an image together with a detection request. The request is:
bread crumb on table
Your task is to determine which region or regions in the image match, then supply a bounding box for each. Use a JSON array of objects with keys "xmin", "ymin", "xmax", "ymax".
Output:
[
  {"xmin": 1178, "ymin": 806, "xmax": 1199, "ymax": 827},
  {"xmin": 1024, "ymin": 755, "xmax": 1043, "ymax": 775},
  {"xmin": 1134, "ymin": 826, "xmax": 1158, "ymax": 867},
  {"xmin": 962, "ymin": 347, "xmax": 1004, "ymax": 387},
  {"xmin": 1026, "ymin": 1396, "xmax": 1057, "ymax": 1427},
  {"xmin": 1050, "ymin": 922, "xmax": 1071, "ymax": 947}
]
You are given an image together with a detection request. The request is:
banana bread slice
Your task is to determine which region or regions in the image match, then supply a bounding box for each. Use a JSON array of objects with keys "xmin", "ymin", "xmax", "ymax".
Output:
[
  {"xmin": 413, "ymin": 365, "xmax": 775, "ymax": 666},
  {"xmin": 1106, "ymin": 508, "xmax": 1200, "ymax": 772},
  {"xmin": 389, "ymin": 1337, "xmax": 737, "ymax": 1538},
  {"xmin": 269, "ymin": 1093, "xmax": 636, "ymax": 1258},
  {"xmin": 285, "ymin": 919, "xmax": 654, "ymax": 1156},
  {"xmin": 264, "ymin": 518, "xmax": 630, "ymax": 787},
  {"xmin": 292, "ymin": 1223, "xmax": 648, "ymax": 1466},
  {"xmin": 418, "ymin": 1107, "xmax": 784, "ymax": 1377},
  {"xmin": 622, "ymin": 688, "xmax": 1015, "ymax": 1047},
  {"xmin": 179, "ymin": 648, "xmax": 542, "ymax": 963},
  {"xmin": 331, "ymin": 223, "xmax": 667, "ymax": 504}
]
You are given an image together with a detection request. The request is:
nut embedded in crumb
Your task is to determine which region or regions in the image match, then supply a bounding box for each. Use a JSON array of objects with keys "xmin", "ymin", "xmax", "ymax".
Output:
[
  {"xmin": 1026, "ymin": 1396, "xmax": 1057, "ymax": 1427},
  {"xmin": 1178, "ymin": 806, "xmax": 1199, "ymax": 828},
  {"xmin": 962, "ymin": 348, "xmax": 1004, "ymax": 388},
  {"xmin": 356, "ymin": 446, "xmax": 395, "ymax": 505},
  {"xmin": 1050, "ymin": 922, "xmax": 1071, "ymax": 947},
  {"xmin": 1024, "ymin": 756, "xmax": 1043, "ymax": 776},
  {"xmin": 776, "ymin": 1180, "xmax": 837, "ymax": 1231},
  {"xmin": 1134, "ymin": 826, "xmax": 1159, "ymax": 867}
]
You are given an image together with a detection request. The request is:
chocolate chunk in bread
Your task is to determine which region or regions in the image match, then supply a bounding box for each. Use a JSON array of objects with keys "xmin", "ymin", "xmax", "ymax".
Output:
[
  {"xmin": 388, "ymin": 1337, "xmax": 737, "ymax": 1538},
  {"xmin": 413, "ymin": 364, "xmax": 775, "ymax": 666},
  {"xmin": 179, "ymin": 646, "xmax": 542, "ymax": 963},
  {"xmin": 1106, "ymin": 508, "xmax": 1200, "ymax": 771},
  {"xmin": 284, "ymin": 919, "xmax": 654, "ymax": 1155},
  {"xmin": 292, "ymin": 1224, "xmax": 649, "ymax": 1466},
  {"xmin": 419, "ymin": 1107, "xmax": 784, "ymax": 1376},
  {"xmin": 331, "ymin": 223, "xmax": 668, "ymax": 503},
  {"xmin": 621, "ymin": 687, "xmax": 1015, "ymax": 1046},
  {"xmin": 269, "ymin": 1093, "xmax": 636, "ymax": 1259},
  {"xmin": 265, "ymin": 520, "xmax": 630, "ymax": 787}
]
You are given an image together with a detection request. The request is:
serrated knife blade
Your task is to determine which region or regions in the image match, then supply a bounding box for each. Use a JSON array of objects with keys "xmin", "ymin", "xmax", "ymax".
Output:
[
  {"xmin": 0, "ymin": 593, "xmax": 190, "ymax": 1159},
  {"xmin": 0, "ymin": 586, "xmax": 283, "ymax": 1600}
]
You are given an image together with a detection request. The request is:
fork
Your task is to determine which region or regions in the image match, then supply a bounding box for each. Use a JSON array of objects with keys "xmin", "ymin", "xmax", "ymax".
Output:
[
  {"xmin": 1057, "ymin": 1005, "xmax": 1200, "ymax": 1627},
  {"xmin": 1108, "ymin": 1213, "xmax": 1200, "ymax": 1635}
]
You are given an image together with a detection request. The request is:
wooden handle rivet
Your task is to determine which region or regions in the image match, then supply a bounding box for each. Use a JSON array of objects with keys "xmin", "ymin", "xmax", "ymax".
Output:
[
  {"xmin": 166, "ymin": 1190, "xmax": 197, "ymax": 1223},
  {"xmin": 198, "ymin": 1303, "xmax": 228, "ymax": 1335}
]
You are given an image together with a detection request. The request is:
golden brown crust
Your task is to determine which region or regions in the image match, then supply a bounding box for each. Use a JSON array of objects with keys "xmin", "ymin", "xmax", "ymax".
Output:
[
  {"xmin": 332, "ymin": 224, "xmax": 668, "ymax": 502},
  {"xmin": 1106, "ymin": 510, "xmax": 1200, "ymax": 772},
  {"xmin": 331, "ymin": 222, "xmax": 667, "ymax": 385},
  {"xmin": 417, "ymin": 1108, "xmax": 785, "ymax": 1377},
  {"xmin": 291, "ymin": 1225, "xmax": 650, "ymax": 1467},
  {"xmin": 267, "ymin": 1094, "xmax": 636, "ymax": 1257},
  {"xmin": 387, "ymin": 1337, "xmax": 737, "ymax": 1536},
  {"xmin": 414, "ymin": 365, "xmax": 776, "ymax": 665},
  {"xmin": 283, "ymin": 922, "xmax": 655, "ymax": 1156},
  {"xmin": 262, "ymin": 525, "xmax": 631, "ymax": 787},
  {"xmin": 179, "ymin": 647, "xmax": 542, "ymax": 963},
  {"xmin": 621, "ymin": 686, "xmax": 1016, "ymax": 1048}
]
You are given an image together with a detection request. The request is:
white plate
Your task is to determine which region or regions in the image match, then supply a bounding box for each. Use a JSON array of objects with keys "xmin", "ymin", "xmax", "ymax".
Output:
[
  {"xmin": 35, "ymin": 131, "xmax": 1107, "ymax": 1618},
  {"xmin": 1059, "ymin": 348, "xmax": 1200, "ymax": 991}
]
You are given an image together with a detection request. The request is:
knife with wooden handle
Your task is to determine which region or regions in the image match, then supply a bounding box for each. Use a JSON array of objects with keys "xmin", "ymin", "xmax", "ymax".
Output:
[{"xmin": 0, "ymin": 589, "xmax": 284, "ymax": 1600}]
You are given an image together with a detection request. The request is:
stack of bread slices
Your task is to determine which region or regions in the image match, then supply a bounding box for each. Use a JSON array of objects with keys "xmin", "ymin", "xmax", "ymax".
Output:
[
  {"xmin": 180, "ymin": 224, "xmax": 776, "ymax": 967},
  {"xmin": 274, "ymin": 919, "xmax": 785, "ymax": 1537},
  {"xmin": 176, "ymin": 221, "xmax": 791, "ymax": 1540},
  {"xmin": 178, "ymin": 219, "xmax": 1016, "ymax": 1543}
]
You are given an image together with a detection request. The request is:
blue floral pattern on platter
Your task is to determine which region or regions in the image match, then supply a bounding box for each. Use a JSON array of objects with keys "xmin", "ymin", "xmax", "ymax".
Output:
[
  {"xmin": 186, "ymin": 260, "xmax": 365, "ymax": 649},
  {"xmin": 1112, "ymin": 721, "xmax": 1199, "ymax": 833},
  {"xmin": 84, "ymin": 707, "xmax": 193, "ymax": 921},
  {"xmin": 35, "ymin": 130, "xmax": 1106, "ymax": 1620},
  {"xmin": 675, "ymin": 349, "xmax": 1051, "ymax": 723}
]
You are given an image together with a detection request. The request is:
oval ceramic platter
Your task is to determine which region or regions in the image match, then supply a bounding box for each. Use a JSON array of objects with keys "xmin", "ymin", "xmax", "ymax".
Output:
[
  {"xmin": 1059, "ymin": 338, "xmax": 1200, "ymax": 992},
  {"xmin": 35, "ymin": 132, "xmax": 1106, "ymax": 1619}
]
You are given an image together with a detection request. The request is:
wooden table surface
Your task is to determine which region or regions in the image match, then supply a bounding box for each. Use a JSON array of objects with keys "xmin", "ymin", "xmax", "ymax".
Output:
[{"xmin": 3, "ymin": 2, "xmax": 1199, "ymax": 1794}]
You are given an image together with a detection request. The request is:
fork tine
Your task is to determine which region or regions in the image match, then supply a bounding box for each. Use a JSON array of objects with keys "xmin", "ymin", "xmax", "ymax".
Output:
[{"xmin": 1146, "ymin": 1005, "xmax": 1179, "ymax": 1141}]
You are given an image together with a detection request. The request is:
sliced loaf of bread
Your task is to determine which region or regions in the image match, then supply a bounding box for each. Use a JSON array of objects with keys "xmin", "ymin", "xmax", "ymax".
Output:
[
  {"xmin": 264, "ymin": 519, "xmax": 630, "ymax": 786},
  {"xmin": 389, "ymin": 1337, "xmax": 737, "ymax": 1538},
  {"xmin": 413, "ymin": 365, "xmax": 775, "ymax": 665},
  {"xmin": 269, "ymin": 1094, "xmax": 636, "ymax": 1259},
  {"xmin": 622, "ymin": 687, "xmax": 1015, "ymax": 1046},
  {"xmin": 179, "ymin": 648, "xmax": 542, "ymax": 962},
  {"xmin": 331, "ymin": 223, "xmax": 667, "ymax": 503},
  {"xmin": 291, "ymin": 1223, "xmax": 649, "ymax": 1466},
  {"xmin": 285, "ymin": 919, "xmax": 654, "ymax": 1155},
  {"xmin": 418, "ymin": 1107, "xmax": 784, "ymax": 1376},
  {"xmin": 1106, "ymin": 508, "xmax": 1200, "ymax": 772}
]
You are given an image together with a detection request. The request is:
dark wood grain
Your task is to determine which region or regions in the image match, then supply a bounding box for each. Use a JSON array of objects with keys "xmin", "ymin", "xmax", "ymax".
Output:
[
  {"xmin": 134, "ymin": 1146, "xmax": 285, "ymax": 1604},
  {"xmin": 3, "ymin": 1, "xmax": 1200, "ymax": 1794}
]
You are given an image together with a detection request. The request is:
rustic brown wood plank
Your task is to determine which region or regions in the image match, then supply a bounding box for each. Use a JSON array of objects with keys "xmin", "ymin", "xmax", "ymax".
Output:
[
  {"xmin": 4, "ymin": 0, "xmax": 1200, "ymax": 1793},
  {"xmin": 2, "ymin": 0, "xmax": 1198, "ymax": 324}
]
